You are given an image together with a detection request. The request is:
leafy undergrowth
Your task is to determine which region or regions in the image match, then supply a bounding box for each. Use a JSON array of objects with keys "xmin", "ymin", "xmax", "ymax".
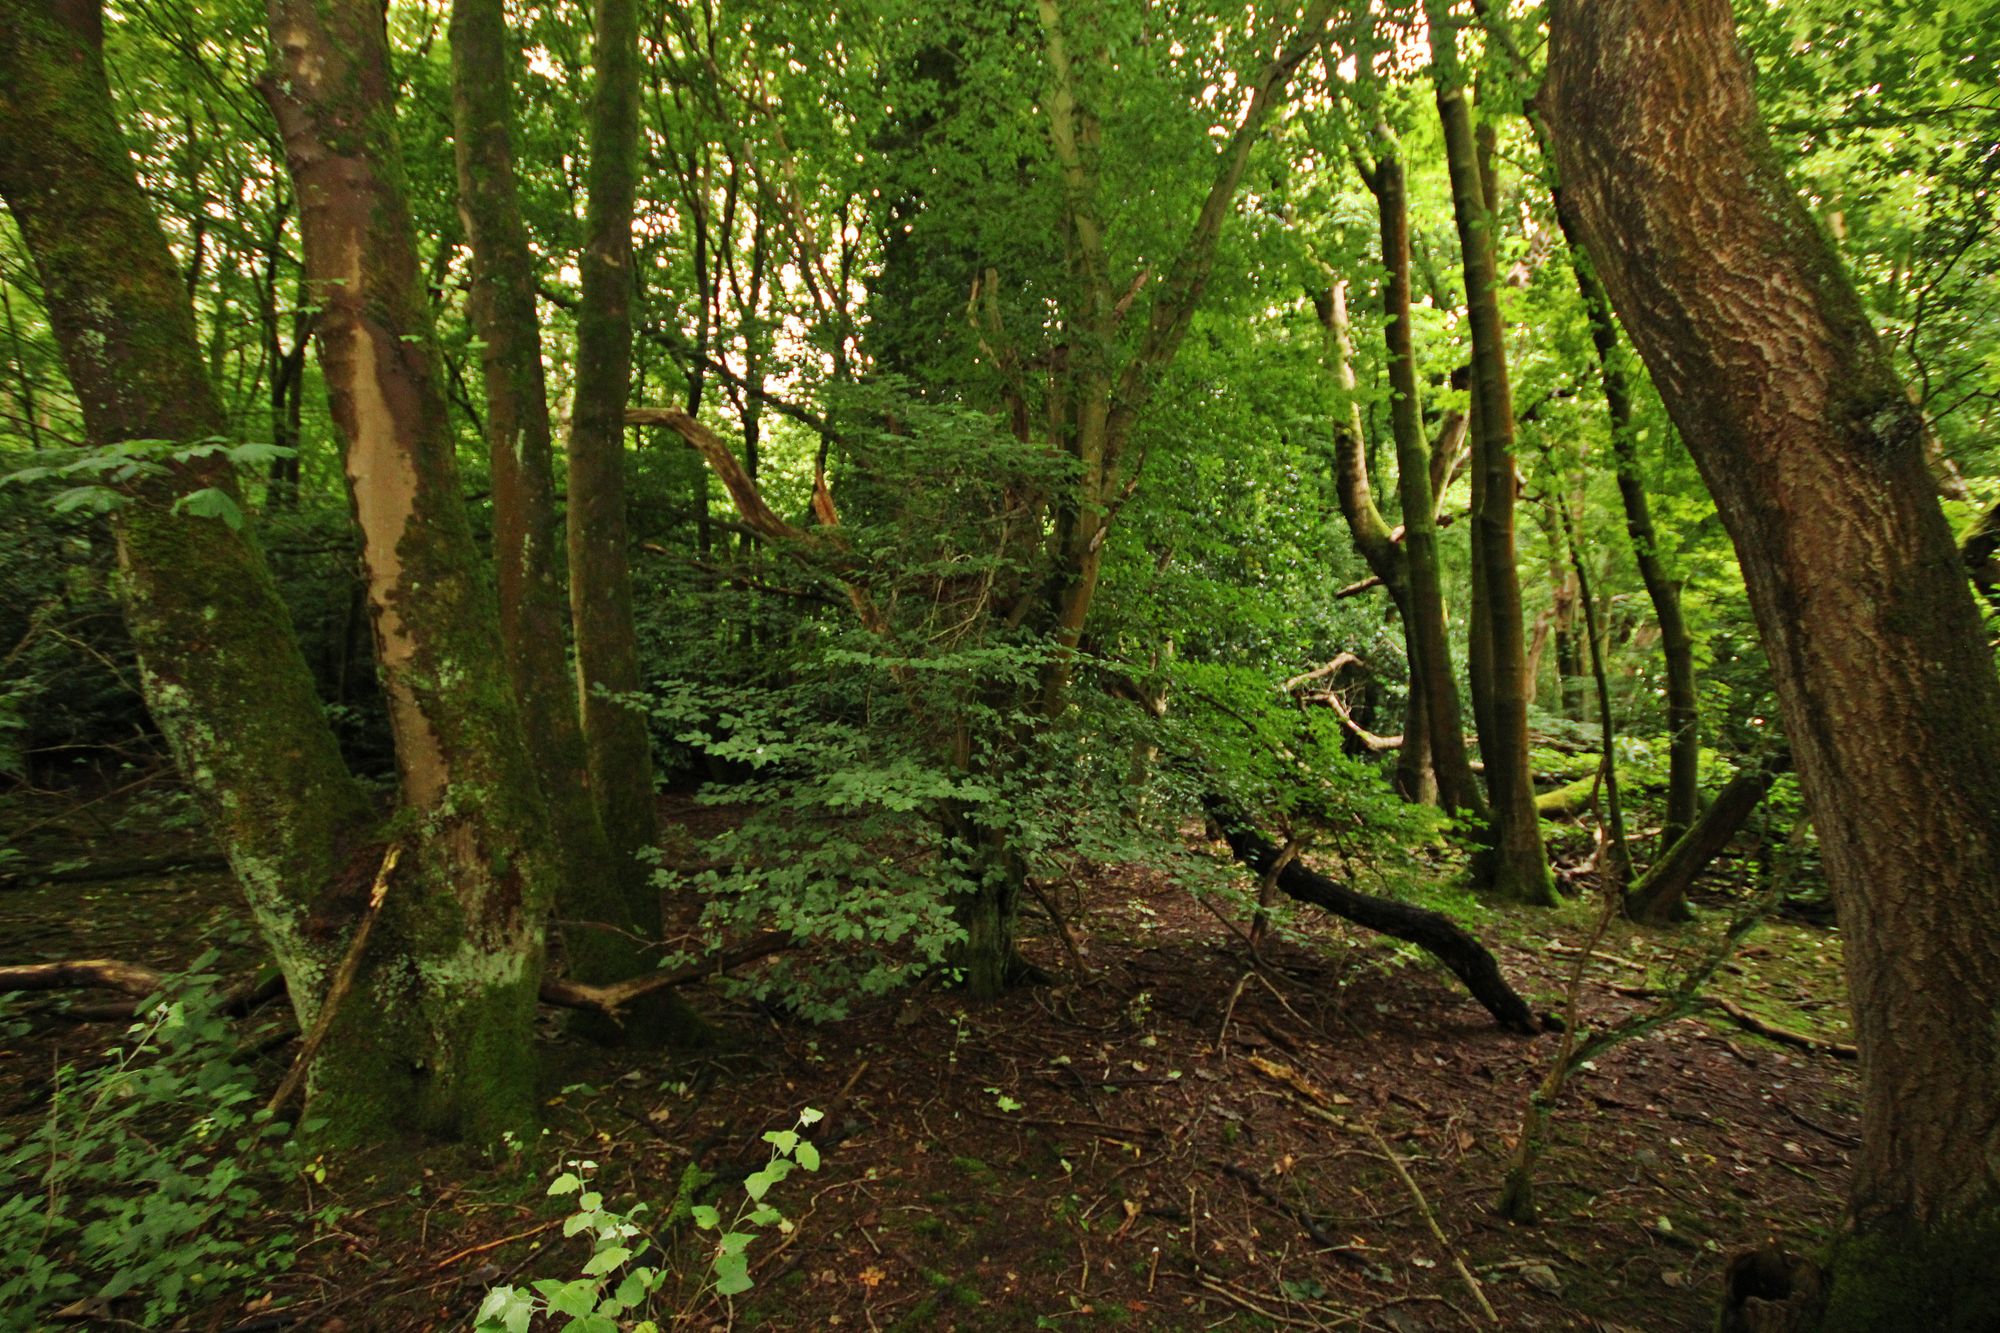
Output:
[{"xmin": 0, "ymin": 790, "xmax": 1856, "ymax": 1332}]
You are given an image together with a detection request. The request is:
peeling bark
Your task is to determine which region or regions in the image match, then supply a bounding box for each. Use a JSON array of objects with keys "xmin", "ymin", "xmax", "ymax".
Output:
[
  {"xmin": 0, "ymin": 0, "xmax": 380, "ymax": 1120},
  {"xmin": 265, "ymin": 0, "xmax": 561, "ymax": 1139}
]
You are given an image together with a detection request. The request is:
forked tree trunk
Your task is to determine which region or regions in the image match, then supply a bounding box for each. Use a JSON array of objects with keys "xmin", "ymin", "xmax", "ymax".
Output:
[
  {"xmin": 1, "ymin": 0, "xmax": 382, "ymax": 1077},
  {"xmin": 1428, "ymin": 4, "xmax": 1555, "ymax": 905},
  {"xmin": 265, "ymin": 0, "xmax": 559, "ymax": 1139},
  {"xmin": 1546, "ymin": 0, "xmax": 2000, "ymax": 1317},
  {"xmin": 1322, "ymin": 280, "xmax": 1434, "ymax": 804},
  {"xmin": 449, "ymin": 0, "xmax": 698, "ymax": 1042},
  {"xmin": 566, "ymin": 0, "xmax": 660, "ymax": 923},
  {"xmin": 1366, "ymin": 138, "xmax": 1486, "ymax": 817}
]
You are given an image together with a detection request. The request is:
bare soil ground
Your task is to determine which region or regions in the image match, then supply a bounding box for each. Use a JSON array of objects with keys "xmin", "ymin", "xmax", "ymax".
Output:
[{"xmin": 0, "ymin": 785, "xmax": 1856, "ymax": 1332}]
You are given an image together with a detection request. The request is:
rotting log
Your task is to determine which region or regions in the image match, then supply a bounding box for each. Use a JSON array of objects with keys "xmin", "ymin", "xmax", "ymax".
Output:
[{"xmin": 1204, "ymin": 795, "xmax": 1539, "ymax": 1034}]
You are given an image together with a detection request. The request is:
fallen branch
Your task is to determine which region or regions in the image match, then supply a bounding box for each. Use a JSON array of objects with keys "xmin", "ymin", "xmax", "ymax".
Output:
[
  {"xmin": 538, "ymin": 931, "xmax": 795, "ymax": 1018},
  {"xmin": 2, "ymin": 852, "xmax": 229, "ymax": 887},
  {"xmin": 0, "ymin": 958, "xmax": 168, "ymax": 996},
  {"xmin": 0, "ymin": 961, "xmax": 286, "ymax": 1022},
  {"xmin": 1203, "ymin": 795, "xmax": 1539, "ymax": 1034},
  {"xmin": 2, "ymin": 931, "xmax": 795, "ymax": 1032},
  {"xmin": 1706, "ymin": 996, "xmax": 1854, "ymax": 1058}
]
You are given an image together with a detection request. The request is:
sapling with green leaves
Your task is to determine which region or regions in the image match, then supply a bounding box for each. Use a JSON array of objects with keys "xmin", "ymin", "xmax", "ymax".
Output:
[
  {"xmin": 473, "ymin": 1160, "xmax": 671, "ymax": 1333},
  {"xmin": 687, "ymin": 1107, "xmax": 825, "ymax": 1301}
]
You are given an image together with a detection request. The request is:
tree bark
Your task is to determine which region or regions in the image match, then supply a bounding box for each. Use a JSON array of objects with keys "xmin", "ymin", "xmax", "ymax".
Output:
[
  {"xmin": 1428, "ymin": 6, "xmax": 1555, "ymax": 904},
  {"xmin": 1321, "ymin": 279, "xmax": 1433, "ymax": 804},
  {"xmin": 449, "ymin": 0, "xmax": 697, "ymax": 1041},
  {"xmin": 1559, "ymin": 497, "xmax": 1630, "ymax": 887},
  {"xmin": 1365, "ymin": 138, "xmax": 1486, "ymax": 817},
  {"xmin": 1546, "ymin": 0, "xmax": 2000, "ymax": 1314},
  {"xmin": 566, "ymin": 0, "xmax": 659, "ymax": 924},
  {"xmin": 265, "ymin": 0, "xmax": 560, "ymax": 1139}
]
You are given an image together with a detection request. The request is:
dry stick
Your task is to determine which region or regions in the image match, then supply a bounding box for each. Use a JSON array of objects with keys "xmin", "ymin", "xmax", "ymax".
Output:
[
  {"xmin": 1023, "ymin": 876, "xmax": 1093, "ymax": 980},
  {"xmin": 1241, "ymin": 1055, "xmax": 1494, "ymax": 1323},
  {"xmin": 1216, "ymin": 970, "xmax": 1253, "ymax": 1053},
  {"xmin": 426, "ymin": 1217, "xmax": 564, "ymax": 1271},
  {"xmin": 266, "ymin": 844, "xmax": 401, "ymax": 1117},
  {"xmin": 1249, "ymin": 837, "xmax": 1300, "ymax": 948},
  {"xmin": 1495, "ymin": 889, "xmax": 1616, "ymax": 1224},
  {"xmin": 1364, "ymin": 1122, "xmax": 1499, "ymax": 1325}
]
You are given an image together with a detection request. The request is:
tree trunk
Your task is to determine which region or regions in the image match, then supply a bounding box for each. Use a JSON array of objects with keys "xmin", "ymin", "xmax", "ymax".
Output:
[
  {"xmin": 449, "ymin": 0, "xmax": 697, "ymax": 1042},
  {"xmin": 566, "ymin": 0, "xmax": 659, "ymax": 924},
  {"xmin": 1553, "ymin": 567, "xmax": 1585, "ymax": 719},
  {"xmin": 0, "ymin": 0, "xmax": 403, "ymax": 1127},
  {"xmin": 1559, "ymin": 498, "xmax": 1630, "ymax": 888},
  {"xmin": 265, "ymin": 0, "xmax": 560, "ymax": 1139},
  {"xmin": 1321, "ymin": 279, "xmax": 1433, "ymax": 804},
  {"xmin": 1556, "ymin": 199, "xmax": 1701, "ymax": 846},
  {"xmin": 1627, "ymin": 757, "xmax": 1786, "ymax": 925},
  {"xmin": 1429, "ymin": 7, "xmax": 1555, "ymax": 904},
  {"xmin": 1546, "ymin": 0, "xmax": 2000, "ymax": 1316},
  {"xmin": 1365, "ymin": 138, "xmax": 1485, "ymax": 816}
]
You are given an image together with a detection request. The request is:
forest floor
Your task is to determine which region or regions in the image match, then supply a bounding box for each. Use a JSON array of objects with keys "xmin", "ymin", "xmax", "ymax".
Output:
[{"xmin": 0, "ymin": 783, "xmax": 1858, "ymax": 1333}]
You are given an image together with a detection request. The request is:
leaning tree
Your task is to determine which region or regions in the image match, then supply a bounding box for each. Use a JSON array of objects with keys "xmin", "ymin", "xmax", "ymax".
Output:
[{"xmin": 1544, "ymin": 0, "xmax": 2000, "ymax": 1322}]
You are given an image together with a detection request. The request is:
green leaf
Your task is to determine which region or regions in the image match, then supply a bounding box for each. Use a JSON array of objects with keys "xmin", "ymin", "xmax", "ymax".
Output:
[
  {"xmin": 172, "ymin": 487, "xmax": 245, "ymax": 529},
  {"xmin": 793, "ymin": 1141, "xmax": 821, "ymax": 1171},
  {"xmin": 581, "ymin": 1245, "xmax": 631, "ymax": 1276},
  {"xmin": 547, "ymin": 1172, "xmax": 583, "ymax": 1196},
  {"xmin": 547, "ymin": 1277, "xmax": 599, "ymax": 1317},
  {"xmin": 689, "ymin": 1204, "xmax": 721, "ymax": 1229},
  {"xmin": 713, "ymin": 1250, "xmax": 752, "ymax": 1296},
  {"xmin": 474, "ymin": 1286, "xmax": 535, "ymax": 1333}
]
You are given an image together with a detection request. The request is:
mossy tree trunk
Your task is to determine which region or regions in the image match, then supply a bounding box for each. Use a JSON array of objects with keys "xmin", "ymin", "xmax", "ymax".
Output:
[
  {"xmin": 1428, "ymin": 4, "xmax": 1555, "ymax": 905},
  {"xmin": 1547, "ymin": 0, "xmax": 2000, "ymax": 1317},
  {"xmin": 565, "ymin": 0, "xmax": 660, "ymax": 927},
  {"xmin": 1363, "ymin": 137, "xmax": 1487, "ymax": 818},
  {"xmin": 449, "ymin": 0, "xmax": 696, "ymax": 1042},
  {"xmin": 1626, "ymin": 756, "xmax": 1784, "ymax": 925},
  {"xmin": 265, "ymin": 0, "xmax": 562, "ymax": 1139},
  {"xmin": 2, "ymin": 0, "xmax": 552, "ymax": 1143},
  {"xmin": 0, "ymin": 0, "xmax": 411, "ymax": 1124}
]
